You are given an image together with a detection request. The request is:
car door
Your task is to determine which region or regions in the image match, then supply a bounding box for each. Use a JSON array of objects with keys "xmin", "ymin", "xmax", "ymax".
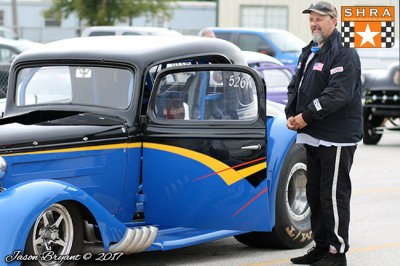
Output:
[{"xmin": 142, "ymin": 64, "xmax": 272, "ymax": 231}]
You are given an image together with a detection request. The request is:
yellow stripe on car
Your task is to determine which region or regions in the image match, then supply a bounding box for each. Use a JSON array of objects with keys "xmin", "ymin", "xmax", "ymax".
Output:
[
  {"xmin": 1, "ymin": 143, "xmax": 142, "ymax": 157},
  {"xmin": 143, "ymin": 142, "xmax": 266, "ymax": 186},
  {"xmin": 2, "ymin": 142, "xmax": 265, "ymax": 186}
]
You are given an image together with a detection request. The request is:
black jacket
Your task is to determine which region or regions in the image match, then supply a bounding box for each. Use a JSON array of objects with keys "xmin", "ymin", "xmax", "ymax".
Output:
[{"xmin": 285, "ymin": 29, "xmax": 363, "ymax": 143}]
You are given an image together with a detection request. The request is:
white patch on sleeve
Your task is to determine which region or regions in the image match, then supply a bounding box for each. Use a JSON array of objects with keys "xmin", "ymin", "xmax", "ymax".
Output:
[
  {"xmin": 313, "ymin": 99, "xmax": 322, "ymax": 111},
  {"xmin": 330, "ymin": 66, "xmax": 344, "ymax": 75}
]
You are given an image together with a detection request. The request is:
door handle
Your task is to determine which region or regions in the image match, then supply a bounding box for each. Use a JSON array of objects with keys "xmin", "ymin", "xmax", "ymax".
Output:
[{"xmin": 241, "ymin": 144, "xmax": 262, "ymax": 150}]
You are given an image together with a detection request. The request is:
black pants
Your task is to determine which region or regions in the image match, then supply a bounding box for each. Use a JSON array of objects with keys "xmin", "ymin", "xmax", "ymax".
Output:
[{"xmin": 305, "ymin": 144, "xmax": 357, "ymax": 254}]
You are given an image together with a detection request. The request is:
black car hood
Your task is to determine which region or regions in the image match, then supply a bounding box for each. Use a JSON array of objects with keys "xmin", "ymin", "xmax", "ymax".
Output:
[{"xmin": 0, "ymin": 111, "xmax": 128, "ymax": 154}]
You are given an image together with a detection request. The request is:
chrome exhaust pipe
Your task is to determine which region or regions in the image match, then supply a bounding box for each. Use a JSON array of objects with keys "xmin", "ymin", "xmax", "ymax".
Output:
[{"xmin": 109, "ymin": 226, "xmax": 158, "ymax": 254}]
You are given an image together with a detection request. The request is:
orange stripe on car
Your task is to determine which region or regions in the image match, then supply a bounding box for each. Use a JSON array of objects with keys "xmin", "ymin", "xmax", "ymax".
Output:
[{"xmin": 232, "ymin": 186, "xmax": 269, "ymax": 218}]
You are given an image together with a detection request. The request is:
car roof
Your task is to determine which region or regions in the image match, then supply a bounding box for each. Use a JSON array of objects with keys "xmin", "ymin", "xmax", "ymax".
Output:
[
  {"xmin": 13, "ymin": 36, "xmax": 247, "ymax": 68},
  {"xmin": 81, "ymin": 26, "xmax": 183, "ymax": 37},
  {"xmin": 204, "ymin": 27, "xmax": 288, "ymax": 34}
]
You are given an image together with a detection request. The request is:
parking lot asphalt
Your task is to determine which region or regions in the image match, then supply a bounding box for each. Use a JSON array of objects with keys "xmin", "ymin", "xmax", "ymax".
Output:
[{"xmin": 81, "ymin": 133, "xmax": 400, "ymax": 266}]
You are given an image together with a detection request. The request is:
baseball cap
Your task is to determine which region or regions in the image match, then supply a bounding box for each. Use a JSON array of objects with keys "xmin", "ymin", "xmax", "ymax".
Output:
[{"xmin": 302, "ymin": 1, "xmax": 337, "ymax": 18}]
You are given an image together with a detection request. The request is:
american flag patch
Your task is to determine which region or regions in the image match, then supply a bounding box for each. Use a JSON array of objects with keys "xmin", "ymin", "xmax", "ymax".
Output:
[{"xmin": 313, "ymin": 62, "xmax": 324, "ymax": 71}]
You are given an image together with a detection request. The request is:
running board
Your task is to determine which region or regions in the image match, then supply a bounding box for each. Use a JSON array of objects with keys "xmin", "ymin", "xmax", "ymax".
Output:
[
  {"xmin": 147, "ymin": 227, "xmax": 242, "ymax": 251},
  {"xmin": 83, "ymin": 227, "xmax": 243, "ymax": 254},
  {"xmin": 109, "ymin": 226, "xmax": 158, "ymax": 254}
]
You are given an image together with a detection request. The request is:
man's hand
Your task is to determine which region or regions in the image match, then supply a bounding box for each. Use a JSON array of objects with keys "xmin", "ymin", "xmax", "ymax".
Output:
[
  {"xmin": 287, "ymin": 116, "xmax": 296, "ymax": 131},
  {"xmin": 293, "ymin": 113, "xmax": 308, "ymax": 129},
  {"xmin": 286, "ymin": 114, "xmax": 308, "ymax": 131}
]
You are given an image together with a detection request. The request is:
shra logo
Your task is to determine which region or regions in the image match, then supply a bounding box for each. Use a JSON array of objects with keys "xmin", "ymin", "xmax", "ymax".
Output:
[{"xmin": 341, "ymin": 6, "xmax": 395, "ymax": 48}]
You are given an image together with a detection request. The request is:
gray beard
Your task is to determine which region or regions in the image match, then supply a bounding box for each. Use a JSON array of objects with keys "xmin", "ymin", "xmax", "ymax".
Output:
[{"xmin": 312, "ymin": 32, "xmax": 325, "ymax": 43}]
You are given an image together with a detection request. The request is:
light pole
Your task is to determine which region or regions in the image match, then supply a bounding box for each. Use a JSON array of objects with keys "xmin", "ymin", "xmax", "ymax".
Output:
[
  {"xmin": 216, "ymin": 0, "xmax": 219, "ymax": 27},
  {"xmin": 11, "ymin": 0, "xmax": 19, "ymax": 36}
]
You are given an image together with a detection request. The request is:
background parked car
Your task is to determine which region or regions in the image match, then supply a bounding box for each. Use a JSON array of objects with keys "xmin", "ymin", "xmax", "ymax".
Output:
[
  {"xmin": 357, "ymin": 39, "xmax": 400, "ymax": 145},
  {"xmin": 203, "ymin": 27, "xmax": 305, "ymax": 72},
  {"xmin": 0, "ymin": 38, "xmax": 42, "ymax": 98},
  {"xmin": 0, "ymin": 26, "xmax": 19, "ymax": 40},
  {"xmin": 81, "ymin": 26, "xmax": 183, "ymax": 37},
  {"xmin": 244, "ymin": 51, "xmax": 294, "ymax": 105},
  {"xmin": 362, "ymin": 63, "xmax": 400, "ymax": 144}
]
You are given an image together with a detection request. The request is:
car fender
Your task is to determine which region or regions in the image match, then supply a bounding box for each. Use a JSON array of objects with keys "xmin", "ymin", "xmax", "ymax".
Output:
[
  {"xmin": 0, "ymin": 180, "xmax": 127, "ymax": 261},
  {"xmin": 266, "ymin": 116, "xmax": 297, "ymax": 227}
]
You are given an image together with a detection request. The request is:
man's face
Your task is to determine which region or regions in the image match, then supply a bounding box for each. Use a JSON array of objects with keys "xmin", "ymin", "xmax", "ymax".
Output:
[{"xmin": 309, "ymin": 11, "xmax": 337, "ymax": 43}]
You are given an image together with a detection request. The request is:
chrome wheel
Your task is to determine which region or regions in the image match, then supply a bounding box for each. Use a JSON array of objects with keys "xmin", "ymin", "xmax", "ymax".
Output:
[
  {"xmin": 285, "ymin": 162, "xmax": 310, "ymax": 221},
  {"xmin": 31, "ymin": 203, "xmax": 74, "ymax": 265}
]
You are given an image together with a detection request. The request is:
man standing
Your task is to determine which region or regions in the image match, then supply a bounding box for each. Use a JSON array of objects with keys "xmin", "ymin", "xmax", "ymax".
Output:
[{"xmin": 285, "ymin": 2, "xmax": 362, "ymax": 266}]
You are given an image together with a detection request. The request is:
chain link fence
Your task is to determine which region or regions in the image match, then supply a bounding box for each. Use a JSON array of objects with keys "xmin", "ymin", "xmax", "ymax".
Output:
[{"xmin": 0, "ymin": 64, "xmax": 11, "ymax": 98}]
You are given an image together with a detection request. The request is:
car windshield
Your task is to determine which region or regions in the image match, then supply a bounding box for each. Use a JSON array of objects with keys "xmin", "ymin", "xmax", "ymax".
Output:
[
  {"xmin": 16, "ymin": 66, "xmax": 134, "ymax": 109},
  {"xmin": 265, "ymin": 31, "xmax": 305, "ymax": 53},
  {"xmin": 261, "ymin": 68, "xmax": 291, "ymax": 92}
]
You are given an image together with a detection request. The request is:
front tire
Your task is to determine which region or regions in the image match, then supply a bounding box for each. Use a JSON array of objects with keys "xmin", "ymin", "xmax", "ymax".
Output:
[
  {"xmin": 363, "ymin": 108, "xmax": 384, "ymax": 145},
  {"xmin": 24, "ymin": 202, "xmax": 84, "ymax": 266},
  {"xmin": 235, "ymin": 143, "xmax": 312, "ymax": 249}
]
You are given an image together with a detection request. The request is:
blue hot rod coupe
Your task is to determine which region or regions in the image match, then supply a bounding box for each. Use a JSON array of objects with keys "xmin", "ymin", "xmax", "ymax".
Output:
[{"xmin": 0, "ymin": 36, "xmax": 311, "ymax": 265}]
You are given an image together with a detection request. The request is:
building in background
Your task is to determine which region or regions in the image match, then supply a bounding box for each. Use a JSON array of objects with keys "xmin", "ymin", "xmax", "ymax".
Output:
[
  {"xmin": 133, "ymin": 1, "xmax": 216, "ymax": 35},
  {"xmin": 0, "ymin": 0, "xmax": 398, "ymax": 46},
  {"xmin": 218, "ymin": 0, "xmax": 399, "ymax": 43},
  {"xmin": 0, "ymin": 0, "xmax": 216, "ymax": 43},
  {"xmin": 0, "ymin": 0, "xmax": 79, "ymax": 42}
]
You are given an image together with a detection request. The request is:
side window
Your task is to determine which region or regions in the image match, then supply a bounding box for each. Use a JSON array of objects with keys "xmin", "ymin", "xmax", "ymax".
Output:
[
  {"xmin": 142, "ymin": 56, "xmax": 232, "ymax": 115},
  {"xmin": 214, "ymin": 32, "xmax": 233, "ymax": 42},
  {"xmin": 122, "ymin": 32, "xmax": 142, "ymax": 36},
  {"xmin": 237, "ymin": 33, "xmax": 272, "ymax": 52},
  {"xmin": 153, "ymin": 70, "xmax": 258, "ymax": 121},
  {"xmin": 88, "ymin": 31, "xmax": 115, "ymax": 36}
]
